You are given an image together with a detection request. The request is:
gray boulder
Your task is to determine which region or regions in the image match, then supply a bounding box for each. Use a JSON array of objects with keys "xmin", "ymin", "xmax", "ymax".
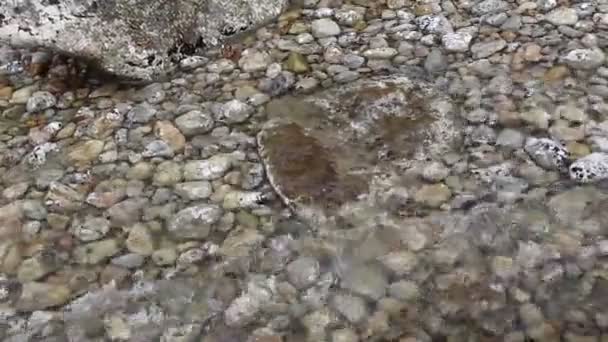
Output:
[{"xmin": 0, "ymin": 0, "xmax": 288, "ymax": 81}]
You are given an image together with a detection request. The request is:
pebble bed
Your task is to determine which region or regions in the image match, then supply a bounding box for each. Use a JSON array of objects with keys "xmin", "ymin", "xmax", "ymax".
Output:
[{"xmin": 3, "ymin": 0, "xmax": 608, "ymax": 340}]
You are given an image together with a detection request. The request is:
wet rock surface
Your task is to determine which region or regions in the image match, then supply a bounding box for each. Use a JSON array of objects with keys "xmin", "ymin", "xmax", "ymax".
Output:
[
  {"xmin": 3, "ymin": 0, "xmax": 608, "ymax": 340},
  {"xmin": 258, "ymin": 75, "xmax": 462, "ymax": 226},
  {"xmin": 0, "ymin": 0, "xmax": 289, "ymax": 81}
]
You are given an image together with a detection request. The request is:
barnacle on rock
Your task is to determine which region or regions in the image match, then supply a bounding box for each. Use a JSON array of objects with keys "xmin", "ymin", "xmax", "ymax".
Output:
[
  {"xmin": 569, "ymin": 152, "xmax": 608, "ymax": 183},
  {"xmin": 524, "ymin": 137, "xmax": 571, "ymax": 173}
]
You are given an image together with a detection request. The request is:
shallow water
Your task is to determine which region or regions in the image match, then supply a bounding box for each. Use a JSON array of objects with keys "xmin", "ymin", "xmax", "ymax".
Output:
[{"xmin": 3, "ymin": 1, "xmax": 608, "ymax": 341}]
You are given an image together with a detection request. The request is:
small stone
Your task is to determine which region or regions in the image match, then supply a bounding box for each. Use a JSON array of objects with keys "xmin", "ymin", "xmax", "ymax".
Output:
[
  {"xmin": 424, "ymin": 48, "xmax": 447, "ymax": 74},
  {"xmin": 566, "ymin": 142, "xmax": 590, "ymax": 158},
  {"xmin": 520, "ymin": 107, "xmax": 550, "ymax": 129},
  {"xmin": 387, "ymin": 0, "xmax": 405, "ymax": 8},
  {"xmin": 10, "ymin": 85, "xmax": 35, "ymax": 104},
  {"xmin": 16, "ymin": 282, "xmax": 71, "ymax": 312},
  {"xmin": 523, "ymin": 44, "xmax": 543, "ymax": 62},
  {"xmin": 331, "ymin": 293, "xmax": 368, "ymax": 324},
  {"xmin": 111, "ymin": 253, "xmax": 145, "ymax": 268},
  {"xmin": 74, "ymin": 239, "xmax": 121, "ymax": 264},
  {"xmin": 224, "ymin": 277, "xmax": 274, "ymax": 327},
  {"xmin": 519, "ymin": 303, "xmax": 544, "ymax": 327},
  {"xmin": 3, "ymin": 182, "xmax": 29, "ymax": 200},
  {"xmin": 105, "ymin": 315, "xmax": 131, "ymax": 341},
  {"xmin": 258, "ymin": 72, "xmax": 295, "ymax": 96},
  {"xmin": 266, "ymin": 62, "xmax": 282, "ymax": 78},
  {"xmin": 388, "ymin": 280, "xmax": 420, "ymax": 301},
  {"xmin": 524, "ymin": 137, "xmax": 571, "ymax": 173},
  {"xmin": 332, "ymin": 328, "xmax": 359, "ymax": 342},
  {"xmin": 363, "ymin": 47, "xmax": 398, "ymax": 60},
  {"xmin": 66, "ymin": 140, "xmax": 104, "ymax": 166},
  {"xmin": 174, "ymin": 181, "xmax": 212, "ymax": 200},
  {"xmin": 286, "ymin": 256, "xmax": 320, "ymax": 290},
  {"xmin": 441, "ymin": 32, "xmax": 473, "ymax": 52},
  {"xmin": 26, "ymin": 91, "xmax": 56, "ymax": 112},
  {"xmin": 472, "ymin": 0, "xmax": 509, "ymax": 14},
  {"xmin": 562, "ymin": 49, "xmax": 605, "ymax": 70},
  {"xmin": 220, "ymin": 228, "xmax": 265, "ymax": 258},
  {"xmin": 167, "ymin": 204, "xmax": 223, "ymax": 239},
  {"xmin": 422, "ymin": 161, "xmax": 450, "ymax": 182},
  {"xmin": 175, "ymin": 110, "xmax": 215, "ymax": 136},
  {"xmin": 89, "ymin": 84, "xmax": 118, "ymax": 98},
  {"xmin": 137, "ymin": 83, "xmax": 165, "ymax": 104},
  {"xmin": 153, "ymin": 161, "xmax": 183, "ymax": 186},
  {"xmin": 491, "ymin": 256, "xmax": 518, "ymax": 279},
  {"xmin": 285, "ymin": 52, "xmax": 310, "ymax": 74},
  {"xmin": 295, "ymin": 32, "xmax": 314, "ymax": 44},
  {"xmin": 544, "ymin": 66, "xmax": 569, "ymax": 84},
  {"xmin": 414, "ymin": 183, "xmax": 452, "ymax": 208},
  {"xmin": 213, "ymin": 99, "xmax": 254, "ymax": 124},
  {"xmin": 154, "ymin": 120, "xmax": 185, "ymax": 152},
  {"xmin": 569, "ymin": 152, "xmax": 608, "ymax": 183},
  {"xmin": 238, "ymin": 49, "xmax": 272, "ymax": 73},
  {"xmin": 180, "ymin": 56, "xmax": 207, "ymax": 70},
  {"xmin": 311, "ymin": 18, "xmax": 341, "ymax": 38},
  {"xmin": 72, "ymin": 216, "xmax": 111, "ymax": 241},
  {"xmin": 87, "ymin": 108, "xmax": 124, "ymax": 139},
  {"xmin": 142, "ymin": 140, "xmax": 174, "ymax": 158},
  {"xmin": 126, "ymin": 223, "xmax": 155, "ymax": 256},
  {"xmin": 471, "ymin": 39, "xmax": 507, "ymax": 59},
  {"xmin": 378, "ymin": 251, "xmax": 418, "ymax": 276},
  {"xmin": 127, "ymin": 103, "xmax": 157, "ymax": 123},
  {"xmin": 0, "ymin": 86, "xmax": 13, "ymax": 100},
  {"xmin": 22, "ymin": 199, "xmax": 47, "ymax": 220},
  {"xmin": 17, "ymin": 252, "xmax": 60, "ymax": 281},
  {"xmin": 545, "ymin": 7, "xmax": 578, "ymax": 26},
  {"xmin": 127, "ymin": 162, "xmax": 154, "ymax": 180},
  {"xmin": 341, "ymin": 265, "xmax": 388, "ymax": 301},
  {"xmin": 184, "ymin": 154, "xmax": 235, "ymax": 180},
  {"xmin": 152, "ymin": 248, "xmax": 178, "ymax": 266},
  {"xmin": 45, "ymin": 181, "xmax": 85, "ymax": 212},
  {"xmin": 334, "ymin": 70, "xmax": 360, "ymax": 83},
  {"xmin": 556, "ymin": 104, "xmax": 587, "ymax": 123},
  {"xmin": 496, "ymin": 128, "xmax": 525, "ymax": 149},
  {"xmin": 223, "ymin": 190, "xmax": 264, "ymax": 210}
]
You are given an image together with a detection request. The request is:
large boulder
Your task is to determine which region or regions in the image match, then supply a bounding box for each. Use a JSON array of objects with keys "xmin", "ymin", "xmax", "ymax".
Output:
[
  {"xmin": 257, "ymin": 74, "xmax": 464, "ymax": 228},
  {"xmin": 0, "ymin": 0, "xmax": 288, "ymax": 81}
]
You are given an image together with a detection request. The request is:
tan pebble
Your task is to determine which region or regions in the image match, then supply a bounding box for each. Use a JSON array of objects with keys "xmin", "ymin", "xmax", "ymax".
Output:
[
  {"xmin": 55, "ymin": 122, "xmax": 76, "ymax": 139},
  {"xmin": 57, "ymin": 235, "xmax": 74, "ymax": 251},
  {"xmin": 155, "ymin": 120, "xmax": 185, "ymax": 152},
  {"xmin": 544, "ymin": 65, "xmax": 570, "ymax": 84},
  {"xmin": 0, "ymin": 86, "xmax": 13, "ymax": 100},
  {"xmin": 523, "ymin": 44, "xmax": 543, "ymax": 62},
  {"xmin": 501, "ymin": 31, "xmax": 517, "ymax": 42},
  {"xmin": 566, "ymin": 142, "xmax": 590, "ymax": 158}
]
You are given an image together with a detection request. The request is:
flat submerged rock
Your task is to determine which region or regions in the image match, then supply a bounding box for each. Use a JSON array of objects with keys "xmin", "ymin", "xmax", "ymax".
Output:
[{"xmin": 258, "ymin": 74, "xmax": 463, "ymax": 227}]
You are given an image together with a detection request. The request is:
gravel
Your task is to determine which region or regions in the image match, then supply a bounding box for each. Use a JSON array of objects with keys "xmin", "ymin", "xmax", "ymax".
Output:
[{"xmin": 3, "ymin": 0, "xmax": 608, "ymax": 339}]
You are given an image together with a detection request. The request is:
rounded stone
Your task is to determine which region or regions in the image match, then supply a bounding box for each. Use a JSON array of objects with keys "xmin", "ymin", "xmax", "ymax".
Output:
[
  {"xmin": 286, "ymin": 256, "xmax": 320, "ymax": 289},
  {"xmin": 311, "ymin": 18, "xmax": 341, "ymax": 38},
  {"xmin": 167, "ymin": 204, "xmax": 223, "ymax": 239},
  {"xmin": 414, "ymin": 183, "xmax": 452, "ymax": 208},
  {"xmin": 125, "ymin": 223, "xmax": 155, "ymax": 256},
  {"xmin": 26, "ymin": 91, "xmax": 56, "ymax": 112}
]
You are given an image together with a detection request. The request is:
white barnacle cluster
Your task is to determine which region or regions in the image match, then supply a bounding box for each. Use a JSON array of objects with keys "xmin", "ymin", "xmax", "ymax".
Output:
[
  {"xmin": 26, "ymin": 142, "xmax": 59, "ymax": 168},
  {"xmin": 524, "ymin": 137, "xmax": 570, "ymax": 173},
  {"xmin": 569, "ymin": 152, "xmax": 608, "ymax": 183},
  {"xmin": 523, "ymin": 136, "xmax": 608, "ymax": 184}
]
